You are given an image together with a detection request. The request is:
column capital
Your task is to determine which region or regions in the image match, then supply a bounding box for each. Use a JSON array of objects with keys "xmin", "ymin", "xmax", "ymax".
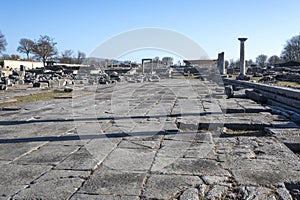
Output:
[{"xmin": 238, "ymin": 38, "xmax": 248, "ymax": 42}]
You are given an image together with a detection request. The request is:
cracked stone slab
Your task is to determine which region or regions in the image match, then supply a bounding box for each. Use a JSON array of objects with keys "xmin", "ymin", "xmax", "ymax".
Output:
[
  {"xmin": 217, "ymin": 137, "xmax": 300, "ymax": 172},
  {"xmin": 221, "ymin": 155, "xmax": 300, "ymax": 171},
  {"xmin": 13, "ymin": 178, "xmax": 84, "ymax": 200},
  {"xmin": 0, "ymin": 185, "xmax": 27, "ymax": 199},
  {"xmin": 0, "ymin": 141, "xmax": 46, "ymax": 161},
  {"xmin": 232, "ymin": 169, "xmax": 300, "ymax": 186},
  {"xmin": 85, "ymin": 137, "xmax": 121, "ymax": 156},
  {"xmin": 55, "ymin": 147, "xmax": 102, "ymax": 170},
  {"xmin": 79, "ymin": 167, "xmax": 146, "ymax": 196},
  {"xmin": 179, "ymin": 188, "xmax": 200, "ymax": 200},
  {"xmin": 143, "ymin": 174, "xmax": 202, "ymax": 199},
  {"xmin": 157, "ymin": 141, "xmax": 215, "ymax": 160},
  {"xmin": 0, "ymin": 163, "xmax": 51, "ymax": 186},
  {"xmin": 152, "ymin": 158, "xmax": 230, "ymax": 176},
  {"xmin": 101, "ymin": 147, "xmax": 156, "ymax": 172},
  {"xmin": 0, "ymin": 163, "xmax": 51, "ymax": 197},
  {"xmin": 13, "ymin": 144, "xmax": 79, "ymax": 165}
]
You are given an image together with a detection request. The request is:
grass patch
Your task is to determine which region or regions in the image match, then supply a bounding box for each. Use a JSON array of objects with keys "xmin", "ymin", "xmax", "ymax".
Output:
[
  {"xmin": 276, "ymin": 81, "xmax": 300, "ymax": 87},
  {"xmin": 250, "ymin": 76, "xmax": 262, "ymax": 82},
  {"xmin": 0, "ymin": 91, "xmax": 66, "ymax": 107},
  {"xmin": 224, "ymin": 129, "xmax": 258, "ymax": 134},
  {"xmin": 221, "ymin": 128, "xmax": 265, "ymax": 137},
  {"xmin": 172, "ymin": 75, "xmax": 198, "ymax": 79}
]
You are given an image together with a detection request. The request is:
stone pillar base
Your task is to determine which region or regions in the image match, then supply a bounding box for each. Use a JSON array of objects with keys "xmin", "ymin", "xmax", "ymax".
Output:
[{"xmin": 236, "ymin": 74, "xmax": 250, "ymax": 81}]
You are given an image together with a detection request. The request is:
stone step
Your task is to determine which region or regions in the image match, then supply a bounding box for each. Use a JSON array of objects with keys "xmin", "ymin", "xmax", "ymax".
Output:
[{"xmin": 265, "ymin": 127, "xmax": 300, "ymax": 152}]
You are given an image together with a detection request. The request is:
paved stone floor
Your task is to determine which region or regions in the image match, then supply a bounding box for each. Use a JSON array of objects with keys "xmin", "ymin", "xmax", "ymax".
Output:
[{"xmin": 0, "ymin": 79, "xmax": 299, "ymax": 199}]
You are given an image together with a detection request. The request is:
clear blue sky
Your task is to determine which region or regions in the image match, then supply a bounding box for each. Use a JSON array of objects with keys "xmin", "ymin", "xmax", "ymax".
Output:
[{"xmin": 1, "ymin": 0, "xmax": 300, "ymax": 62}]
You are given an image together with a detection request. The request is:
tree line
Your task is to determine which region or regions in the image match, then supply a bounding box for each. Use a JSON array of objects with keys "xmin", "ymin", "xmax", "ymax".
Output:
[
  {"xmin": 1, "ymin": 30, "xmax": 300, "ymax": 67},
  {"xmin": 227, "ymin": 54, "xmax": 282, "ymax": 69},
  {"xmin": 226, "ymin": 34, "xmax": 300, "ymax": 69},
  {"xmin": 0, "ymin": 31, "xmax": 86, "ymax": 66}
]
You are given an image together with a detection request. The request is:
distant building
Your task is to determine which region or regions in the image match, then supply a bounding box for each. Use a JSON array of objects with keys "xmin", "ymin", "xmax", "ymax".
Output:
[{"xmin": 0, "ymin": 60, "xmax": 44, "ymax": 71}]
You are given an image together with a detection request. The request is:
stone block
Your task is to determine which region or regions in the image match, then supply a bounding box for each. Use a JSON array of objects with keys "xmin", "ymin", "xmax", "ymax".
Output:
[
  {"xmin": 225, "ymin": 85, "xmax": 234, "ymax": 98},
  {"xmin": 245, "ymin": 89, "xmax": 267, "ymax": 103},
  {"xmin": 33, "ymin": 82, "xmax": 48, "ymax": 88}
]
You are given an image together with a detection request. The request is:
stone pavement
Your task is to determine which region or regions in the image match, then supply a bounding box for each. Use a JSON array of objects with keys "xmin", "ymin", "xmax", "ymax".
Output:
[{"xmin": 0, "ymin": 79, "xmax": 299, "ymax": 200}]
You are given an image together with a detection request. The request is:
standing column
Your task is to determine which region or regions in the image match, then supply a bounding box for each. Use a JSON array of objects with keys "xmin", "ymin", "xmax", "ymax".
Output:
[
  {"xmin": 238, "ymin": 38, "xmax": 247, "ymax": 77},
  {"xmin": 217, "ymin": 52, "xmax": 225, "ymax": 75},
  {"xmin": 142, "ymin": 60, "xmax": 145, "ymax": 75},
  {"xmin": 151, "ymin": 60, "xmax": 154, "ymax": 74}
]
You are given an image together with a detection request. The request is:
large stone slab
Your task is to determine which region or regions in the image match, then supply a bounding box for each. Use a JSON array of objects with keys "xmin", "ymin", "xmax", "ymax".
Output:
[
  {"xmin": 13, "ymin": 144, "xmax": 79, "ymax": 165},
  {"xmin": 152, "ymin": 157, "xmax": 230, "ymax": 176},
  {"xmin": 0, "ymin": 185, "xmax": 27, "ymax": 199},
  {"xmin": 232, "ymin": 169, "xmax": 300, "ymax": 186},
  {"xmin": 0, "ymin": 164, "xmax": 51, "ymax": 197},
  {"xmin": 143, "ymin": 174, "xmax": 202, "ymax": 199},
  {"xmin": 80, "ymin": 167, "xmax": 146, "ymax": 196},
  {"xmin": 265, "ymin": 127, "xmax": 300, "ymax": 152},
  {"xmin": 157, "ymin": 140, "xmax": 215, "ymax": 160},
  {"xmin": 0, "ymin": 141, "xmax": 46, "ymax": 161},
  {"xmin": 179, "ymin": 188, "xmax": 200, "ymax": 200},
  {"xmin": 101, "ymin": 147, "xmax": 156, "ymax": 172},
  {"xmin": 13, "ymin": 178, "xmax": 84, "ymax": 200},
  {"xmin": 54, "ymin": 147, "xmax": 102, "ymax": 170}
]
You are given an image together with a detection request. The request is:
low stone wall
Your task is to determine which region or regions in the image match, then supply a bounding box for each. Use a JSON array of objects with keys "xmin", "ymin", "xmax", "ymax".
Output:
[{"xmin": 224, "ymin": 79, "xmax": 300, "ymax": 115}]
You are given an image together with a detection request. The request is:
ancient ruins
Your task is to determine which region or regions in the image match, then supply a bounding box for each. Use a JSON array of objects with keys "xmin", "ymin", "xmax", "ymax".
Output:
[{"xmin": 0, "ymin": 38, "xmax": 299, "ymax": 200}]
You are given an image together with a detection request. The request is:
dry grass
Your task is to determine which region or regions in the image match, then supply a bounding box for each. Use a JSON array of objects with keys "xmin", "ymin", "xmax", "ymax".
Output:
[
  {"xmin": 276, "ymin": 81, "xmax": 300, "ymax": 87},
  {"xmin": 0, "ymin": 91, "xmax": 66, "ymax": 107}
]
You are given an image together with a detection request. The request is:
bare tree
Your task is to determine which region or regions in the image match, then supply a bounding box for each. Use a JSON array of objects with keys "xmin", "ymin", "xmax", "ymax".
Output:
[
  {"xmin": 228, "ymin": 59, "xmax": 235, "ymax": 68},
  {"xmin": 256, "ymin": 54, "xmax": 268, "ymax": 67},
  {"xmin": 281, "ymin": 34, "xmax": 300, "ymax": 62},
  {"xmin": 246, "ymin": 59, "xmax": 254, "ymax": 66},
  {"xmin": 162, "ymin": 57, "xmax": 173, "ymax": 65},
  {"xmin": 75, "ymin": 51, "xmax": 86, "ymax": 64},
  {"xmin": 268, "ymin": 55, "xmax": 281, "ymax": 66},
  {"xmin": 1, "ymin": 54, "xmax": 10, "ymax": 59},
  {"xmin": 59, "ymin": 49, "xmax": 74, "ymax": 64},
  {"xmin": 17, "ymin": 38, "xmax": 34, "ymax": 60},
  {"xmin": 225, "ymin": 60, "xmax": 229, "ymax": 68},
  {"xmin": 10, "ymin": 54, "xmax": 20, "ymax": 60},
  {"xmin": 32, "ymin": 35, "xmax": 58, "ymax": 66},
  {"xmin": 0, "ymin": 31, "xmax": 7, "ymax": 54}
]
